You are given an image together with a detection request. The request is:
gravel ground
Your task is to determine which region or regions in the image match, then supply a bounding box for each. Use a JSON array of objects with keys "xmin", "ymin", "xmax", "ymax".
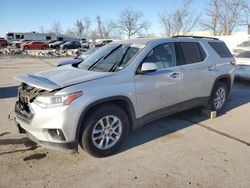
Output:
[{"xmin": 0, "ymin": 56, "xmax": 250, "ymax": 188}]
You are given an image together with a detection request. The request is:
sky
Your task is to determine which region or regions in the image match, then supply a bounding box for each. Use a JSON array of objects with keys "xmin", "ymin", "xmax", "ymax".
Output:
[{"xmin": 1, "ymin": 0, "xmax": 210, "ymax": 37}]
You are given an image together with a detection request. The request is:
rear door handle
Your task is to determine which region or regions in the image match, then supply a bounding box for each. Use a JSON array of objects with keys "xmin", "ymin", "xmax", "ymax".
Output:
[{"xmin": 169, "ymin": 72, "xmax": 180, "ymax": 78}]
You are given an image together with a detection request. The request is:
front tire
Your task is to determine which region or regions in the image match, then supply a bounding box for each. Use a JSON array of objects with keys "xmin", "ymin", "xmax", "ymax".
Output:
[
  {"xmin": 80, "ymin": 104, "xmax": 129, "ymax": 157},
  {"xmin": 209, "ymin": 82, "xmax": 228, "ymax": 112}
]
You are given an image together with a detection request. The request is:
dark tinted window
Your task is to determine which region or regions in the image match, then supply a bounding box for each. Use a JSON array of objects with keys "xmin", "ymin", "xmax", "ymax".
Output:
[
  {"xmin": 143, "ymin": 43, "xmax": 176, "ymax": 69},
  {"xmin": 236, "ymin": 51, "xmax": 250, "ymax": 58},
  {"xmin": 209, "ymin": 42, "xmax": 233, "ymax": 58},
  {"xmin": 178, "ymin": 42, "xmax": 206, "ymax": 64},
  {"xmin": 15, "ymin": 34, "xmax": 21, "ymax": 39}
]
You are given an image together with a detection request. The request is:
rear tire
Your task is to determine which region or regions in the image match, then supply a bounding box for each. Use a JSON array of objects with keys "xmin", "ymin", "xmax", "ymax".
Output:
[
  {"xmin": 209, "ymin": 82, "xmax": 228, "ymax": 113},
  {"xmin": 80, "ymin": 104, "xmax": 129, "ymax": 157}
]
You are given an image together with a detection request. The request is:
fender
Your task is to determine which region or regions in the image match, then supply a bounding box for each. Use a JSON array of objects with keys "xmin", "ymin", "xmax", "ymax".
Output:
[{"xmin": 75, "ymin": 95, "xmax": 137, "ymax": 142}]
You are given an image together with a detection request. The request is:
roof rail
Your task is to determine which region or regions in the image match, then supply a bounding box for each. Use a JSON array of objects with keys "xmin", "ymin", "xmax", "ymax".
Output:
[{"xmin": 172, "ymin": 35, "xmax": 219, "ymax": 40}]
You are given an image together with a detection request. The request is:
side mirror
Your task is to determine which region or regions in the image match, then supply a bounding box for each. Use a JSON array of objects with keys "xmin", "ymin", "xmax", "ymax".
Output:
[{"xmin": 138, "ymin": 62, "xmax": 157, "ymax": 74}]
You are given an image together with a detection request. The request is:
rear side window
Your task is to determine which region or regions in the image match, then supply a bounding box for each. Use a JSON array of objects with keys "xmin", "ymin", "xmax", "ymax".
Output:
[
  {"xmin": 178, "ymin": 42, "xmax": 206, "ymax": 64},
  {"xmin": 209, "ymin": 42, "xmax": 233, "ymax": 58}
]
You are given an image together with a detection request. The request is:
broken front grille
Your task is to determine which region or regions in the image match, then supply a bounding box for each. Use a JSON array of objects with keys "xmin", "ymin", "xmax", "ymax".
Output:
[{"xmin": 15, "ymin": 83, "xmax": 50, "ymax": 124}]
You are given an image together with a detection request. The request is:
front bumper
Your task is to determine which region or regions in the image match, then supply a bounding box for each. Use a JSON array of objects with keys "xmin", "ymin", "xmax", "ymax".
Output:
[
  {"xmin": 15, "ymin": 121, "xmax": 77, "ymax": 153},
  {"xmin": 15, "ymin": 100, "xmax": 82, "ymax": 153}
]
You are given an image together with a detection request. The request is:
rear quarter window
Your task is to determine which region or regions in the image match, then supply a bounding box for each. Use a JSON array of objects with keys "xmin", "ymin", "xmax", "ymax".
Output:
[{"xmin": 208, "ymin": 42, "xmax": 233, "ymax": 58}]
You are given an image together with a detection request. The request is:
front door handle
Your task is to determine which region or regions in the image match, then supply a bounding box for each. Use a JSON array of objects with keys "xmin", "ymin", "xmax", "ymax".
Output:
[{"xmin": 207, "ymin": 66, "xmax": 215, "ymax": 71}]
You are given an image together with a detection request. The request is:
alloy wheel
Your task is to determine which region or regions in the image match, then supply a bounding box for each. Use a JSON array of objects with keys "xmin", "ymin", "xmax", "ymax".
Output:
[
  {"xmin": 214, "ymin": 88, "xmax": 226, "ymax": 110},
  {"xmin": 92, "ymin": 115, "xmax": 122, "ymax": 150}
]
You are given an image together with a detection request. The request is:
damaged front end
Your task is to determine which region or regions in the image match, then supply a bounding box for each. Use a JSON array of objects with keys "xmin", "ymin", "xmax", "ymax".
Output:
[{"xmin": 15, "ymin": 83, "xmax": 52, "ymax": 125}]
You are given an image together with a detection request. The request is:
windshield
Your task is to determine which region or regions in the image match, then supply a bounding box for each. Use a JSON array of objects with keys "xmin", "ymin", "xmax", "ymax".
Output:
[
  {"xmin": 78, "ymin": 43, "xmax": 141, "ymax": 72},
  {"xmin": 78, "ymin": 49, "xmax": 96, "ymax": 59}
]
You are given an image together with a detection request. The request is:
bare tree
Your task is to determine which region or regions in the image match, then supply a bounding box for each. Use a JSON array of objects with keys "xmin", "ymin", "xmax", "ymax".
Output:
[
  {"xmin": 65, "ymin": 27, "xmax": 75, "ymax": 36},
  {"xmin": 83, "ymin": 17, "xmax": 91, "ymax": 37},
  {"xmin": 71, "ymin": 17, "xmax": 92, "ymax": 38},
  {"xmin": 202, "ymin": 0, "xmax": 250, "ymax": 35},
  {"xmin": 117, "ymin": 8, "xmax": 148, "ymax": 39},
  {"xmin": 102, "ymin": 20, "xmax": 117, "ymax": 38},
  {"xmin": 159, "ymin": 0, "xmax": 200, "ymax": 37},
  {"xmin": 95, "ymin": 16, "xmax": 117, "ymax": 38},
  {"xmin": 96, "ymin": 15, "xmax": 104, "ymax": 38},
  {"xmin": 90, "ymin": 30, "xmax": 99, "ymax": 40},
  {"xmin": 201, "ymin": 0, "xmax": 222, "ymax": 35},
  {"xmin": 51, "ymin": 21, "xmax": 62, "ymax": 35},
  {"xmin": 74, "ymin": 19, "xmax": 84, "ymax": 37}
]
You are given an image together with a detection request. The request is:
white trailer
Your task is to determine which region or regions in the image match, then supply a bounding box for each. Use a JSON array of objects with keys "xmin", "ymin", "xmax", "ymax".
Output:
[{"xmin": 6, "ymin": 32, "xmax": 76, "ymax": 42}]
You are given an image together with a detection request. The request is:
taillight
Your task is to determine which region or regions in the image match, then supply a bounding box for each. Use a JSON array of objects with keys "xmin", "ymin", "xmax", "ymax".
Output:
[{"xmin": 230, "ymin": 61, "xmax": 236, "ymax": 66}]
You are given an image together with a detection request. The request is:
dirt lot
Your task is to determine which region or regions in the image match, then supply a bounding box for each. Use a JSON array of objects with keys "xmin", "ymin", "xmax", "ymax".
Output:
[{"xmin": 0, "ymin": 56, "xmax": 250, "ymax": 188}]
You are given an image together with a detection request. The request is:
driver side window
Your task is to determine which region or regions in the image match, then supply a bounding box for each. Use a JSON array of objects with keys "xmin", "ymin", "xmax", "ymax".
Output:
[{"xmin": 143, "ymin": 43, "xmax": 176, "ymax": 70}]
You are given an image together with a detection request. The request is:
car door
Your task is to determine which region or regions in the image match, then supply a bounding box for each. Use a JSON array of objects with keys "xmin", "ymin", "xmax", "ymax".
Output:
[
  {"xmin": 135, "ymin": 42, "xmax": 181, "ymax": 119},
  {"xmin": 37, "ymin": 42, "xmax": 43, "ymax": 49},
  {"xmin": 175, "ymin": 42, "xmax": 213, "ymax": 109},
  {"xmin": 33, "ymin": 42, "xmax": 40, "ymax": 49}
]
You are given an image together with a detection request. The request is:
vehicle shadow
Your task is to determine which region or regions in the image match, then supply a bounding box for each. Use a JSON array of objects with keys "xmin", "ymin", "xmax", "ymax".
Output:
[
  {"xmin": 119, "ymin": 113, "xmax": 195, "ymax": 154},
  {"xmin": 0, "ymin": 86, "xmax": 18, "ymax": 99},
  {"xmin": 118, "ymin": 80, "xmax": 250, "ymax": 155}
]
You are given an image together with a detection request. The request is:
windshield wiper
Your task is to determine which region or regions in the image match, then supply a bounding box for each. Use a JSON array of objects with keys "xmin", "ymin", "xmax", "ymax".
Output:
[
  {"xmin": 109, "ymin": 47, "xmax": 130, "ymax": 72},
  {"xmin": 87, "ymin": 56, "xmax": 104, "ymax": 70},
  {"xmin": 89, "ymin": 44, "xmax": 122, "ymax": 71}
]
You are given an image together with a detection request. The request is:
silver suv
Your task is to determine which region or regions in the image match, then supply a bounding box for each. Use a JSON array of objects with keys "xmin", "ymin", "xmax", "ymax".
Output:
[{"xmin": 15, "ymin": 36, "xmax": 235, "ymax": 157}]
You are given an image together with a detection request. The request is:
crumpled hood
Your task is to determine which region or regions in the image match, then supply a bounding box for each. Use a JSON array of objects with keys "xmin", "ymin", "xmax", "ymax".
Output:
[{"xmin": 15, "ymin": 66, "xmax": 114, "ymax": 91}]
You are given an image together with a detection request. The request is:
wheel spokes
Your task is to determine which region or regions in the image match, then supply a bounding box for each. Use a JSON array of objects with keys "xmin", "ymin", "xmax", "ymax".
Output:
[{"xmin": 92, "ymin": 115, "xmax": 122, "ymax": 150}]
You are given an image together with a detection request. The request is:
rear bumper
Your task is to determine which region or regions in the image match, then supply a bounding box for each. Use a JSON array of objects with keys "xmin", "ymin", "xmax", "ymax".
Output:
[{"xmin": 15, "ymin": 120, "xmax": 78, "ymax": 153}]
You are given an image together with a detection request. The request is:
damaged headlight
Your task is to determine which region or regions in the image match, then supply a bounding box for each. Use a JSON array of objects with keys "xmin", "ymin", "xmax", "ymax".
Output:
[{"xmin": 34, "ymin": 91, "xmax": 83, "ymax": 108}]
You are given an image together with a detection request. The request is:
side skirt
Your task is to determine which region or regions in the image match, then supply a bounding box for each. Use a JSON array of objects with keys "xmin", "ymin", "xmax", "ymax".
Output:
[{"xmin": 135, "ymin": 97, "xmax": 209, "ymax": 129}]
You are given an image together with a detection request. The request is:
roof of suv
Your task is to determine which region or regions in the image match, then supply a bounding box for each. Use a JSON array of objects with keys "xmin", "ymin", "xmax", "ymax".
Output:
[{"xmin": 114, "ymin": 36, "xmax": 222, "ymax": 45}]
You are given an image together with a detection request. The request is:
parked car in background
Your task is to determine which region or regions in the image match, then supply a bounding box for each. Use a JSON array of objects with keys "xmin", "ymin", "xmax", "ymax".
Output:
[
  {"xmin": 233, "ymin": 40, "xmax": 250, "ymax": 55},
  {"xmin": 235, "ymin": 51, "xmax": 250, "ymax": 80},
  {"xmin": 80, "ymin": 38, "xmax": 90, "ymax": 49},
  {"xmin": 93, "ymin": 39, "xmax": 113, "ymax": 48},
  {"xmin": 57, "ymin": 48, "xmax": 97, "ymax": 67},
  {"xmin": 60, "ymin": 40, "xmax": 81, "ymax": 50},
  {"xmin": 20, "ymin": 41, "xmax": 49, "ymax": 50},
  {"xmin": 49, "ymin": 41, "xmax": 66, "ymax": 49},
  {"xmin": 15, "ymin": 36, "xmax": 235, "ymax": 157},
  {"xmin": 48, "ymin": 40, "xmax": 57, "ymax": 44},
  {"xmin": 81, "ymin": 41, "xmax": 90, "ymax": 49},
  {"xmin": 0, "ymin": 38, "xmax": 8, "ymax": 47},
  {"xmin": 14, "ymin": 39, "xmax": 31, "ymax": 48}
]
